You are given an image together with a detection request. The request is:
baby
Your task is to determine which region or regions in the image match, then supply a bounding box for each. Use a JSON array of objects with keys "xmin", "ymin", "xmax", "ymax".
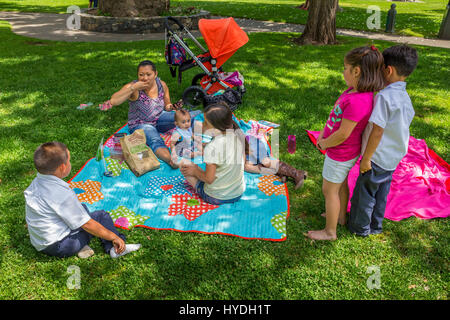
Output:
[{"xmin": 170, "ymin": 109, "xmax": 202, "ymax": 163}]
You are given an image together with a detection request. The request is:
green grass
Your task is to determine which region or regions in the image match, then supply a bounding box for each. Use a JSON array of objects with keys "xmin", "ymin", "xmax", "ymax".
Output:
[
  {"xmin": 0, "ymin": 19, "xmax": 449, "ymax": 299},
  {"xmin": 0, "ymin": 0, "xmax": 448, "ymax": 38}
]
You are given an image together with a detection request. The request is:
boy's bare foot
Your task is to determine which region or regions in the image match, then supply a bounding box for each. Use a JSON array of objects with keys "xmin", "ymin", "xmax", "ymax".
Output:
[
  {"xmin": 320, "ymin": 212, "xmax": 347, "ymax": 225},
  {"xmin": 306, "ymin": 229, "xmax": 337, "ymax": 241}
]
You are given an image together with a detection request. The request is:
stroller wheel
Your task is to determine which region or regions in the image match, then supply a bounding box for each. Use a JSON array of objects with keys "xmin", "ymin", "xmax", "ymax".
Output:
[
  {"xmin": 182, "ymin": 86, "xmax": 206, "ymax": 110},
  {"xmin": 192, "ymin": 73, "xmax": 207, "ymax": 86}
]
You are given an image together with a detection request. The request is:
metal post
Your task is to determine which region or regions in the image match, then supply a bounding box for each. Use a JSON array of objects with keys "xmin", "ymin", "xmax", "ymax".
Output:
[{"xmin": 385, "ymin": 3, "xmax": 397, "ymax": 33}]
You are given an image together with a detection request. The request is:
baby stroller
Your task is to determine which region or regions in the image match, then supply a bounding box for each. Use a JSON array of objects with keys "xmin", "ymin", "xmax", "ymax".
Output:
[{"xmin": 165, "ymin": 16, "xmax": 249, "ymax": 110}]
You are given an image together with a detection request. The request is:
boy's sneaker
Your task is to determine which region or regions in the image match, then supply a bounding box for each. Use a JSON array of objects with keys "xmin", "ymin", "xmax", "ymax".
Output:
[
  {"xmin": 110, "ymin": 244, "xmax": 141, "ymax": 259},
  {"xmin": 77, "ymin": 245, "xmax": 95, "ymax": 259}
]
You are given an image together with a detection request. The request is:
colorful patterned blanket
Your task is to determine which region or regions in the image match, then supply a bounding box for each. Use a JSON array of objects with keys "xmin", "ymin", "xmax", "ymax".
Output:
[{"xmin": 68, "ymin": 119, "xmax": 289, "ymax": 241}]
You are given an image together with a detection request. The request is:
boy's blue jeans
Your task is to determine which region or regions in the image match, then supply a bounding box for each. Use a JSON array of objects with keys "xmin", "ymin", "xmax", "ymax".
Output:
[
  {"xmin": 348, "ymin": 162, "xmax": 395, "ymax": 237},
  {"xmin": 129, "ymin": 110, "xmax": 202, "ymax": 153},
  {"xmin": 41, "ymin": 205, "xmax": 126, "ymax": 258}
]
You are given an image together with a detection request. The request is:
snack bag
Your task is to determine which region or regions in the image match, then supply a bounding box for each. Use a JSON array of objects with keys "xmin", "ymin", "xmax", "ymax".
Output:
[{"xmin": 120, "ymin": 129, "xmax": 160, "ymax": 177}]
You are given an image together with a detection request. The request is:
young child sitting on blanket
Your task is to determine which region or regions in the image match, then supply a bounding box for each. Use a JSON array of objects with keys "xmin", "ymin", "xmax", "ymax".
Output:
[
  {"xmin": 307, "ymin": 45, "xmax": 385, "ymax": 241},
  {"xmin": 24, "ymin": 142, "xmax": 141, "ymax": 259},
  {"xmin": 170, "ymin": 109, "xmax": 203, "ymax": 163},
  {"xmin": 244, "ymin": 135, "xmax": 307, "ymax": 190},
  {"xmin": 180, "ymin": 102, "xmax": 246, "ymax": 206},
  {"xmin": 348, "ymin": 45, "xmax": 418, "ymax": 237}
]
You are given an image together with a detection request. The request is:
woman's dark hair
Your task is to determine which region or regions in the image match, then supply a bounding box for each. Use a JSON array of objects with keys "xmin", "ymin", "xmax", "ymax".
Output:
[
  {"xmin": 204, "ymin": 101, "xmax": 249, "ymax": 154},
  {"xmin": 382, "ymin": 45, "xmax": 418, "ymax": 77},
  {"xmin": 137, "ymin": 60, "xmax": 156, "ymax": 73},
  {"xmin": 345, "ymin": 46, "xmax": 385, "ymax": 92}
]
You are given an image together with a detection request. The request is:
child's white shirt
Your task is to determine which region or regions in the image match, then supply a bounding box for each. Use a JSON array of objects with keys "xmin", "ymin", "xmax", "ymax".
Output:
[
  {"xmin": 203, "ymin": 131, "xmax": 245, "ymax": 200},
  {"xmin": 361, "ymin": 81, "xmax": 415, "ymax": 171},
  {"xmin": 24, "ymin": 173, "xmax": 91, "ymax": 251}
]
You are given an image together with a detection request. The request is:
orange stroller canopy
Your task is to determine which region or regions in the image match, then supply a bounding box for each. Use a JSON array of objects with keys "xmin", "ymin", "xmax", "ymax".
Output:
[{"xmin": 198, "ymin": 17, "xmax": 249, "ymax": 68}]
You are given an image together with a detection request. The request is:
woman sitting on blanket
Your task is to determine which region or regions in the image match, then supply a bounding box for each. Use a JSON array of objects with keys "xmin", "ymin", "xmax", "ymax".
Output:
[{"xmin": 102, "ymin": 60, "xmax": 201, "ymax": 168}]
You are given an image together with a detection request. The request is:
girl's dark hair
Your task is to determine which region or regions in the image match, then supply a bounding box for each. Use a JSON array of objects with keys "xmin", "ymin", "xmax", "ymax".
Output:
[
  {"xmin": 204, "ymin": 101, "xmax": 236, "ymax": 132},
  {"xmin": 137, "ymin": 60, "xmax": 156, "ymax": 72},
  {"xmin": 345, "ymin": 46, "xmax": 385, "ymax": 92},
  {"xmin": 204, "ymin": 102, "xmax": 249, "ymax": 154}
]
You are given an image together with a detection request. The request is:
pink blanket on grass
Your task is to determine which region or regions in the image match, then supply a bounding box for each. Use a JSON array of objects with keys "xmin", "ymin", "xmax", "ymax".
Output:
[{"xmin": 306, "ymin": 130, "xmax": 450, "ymax": 221}]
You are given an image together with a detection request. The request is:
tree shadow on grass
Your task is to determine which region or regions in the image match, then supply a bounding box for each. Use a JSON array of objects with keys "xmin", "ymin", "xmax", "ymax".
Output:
[
  {"xmin": 65, "ymin": 230, "xmax": 337, "ymax": 299},
  {"xmin": 0, "ymin": 21, "xmax": 449, "ymax": 299},
  {"xmin": 384, "ymin": 217, "xmax": 449, "ymax": 289}
]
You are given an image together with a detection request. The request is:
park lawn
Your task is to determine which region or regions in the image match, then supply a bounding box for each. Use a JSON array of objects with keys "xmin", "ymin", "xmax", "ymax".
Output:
[
  {"xmin": 0, "ymin": 0, "xmax": 448, "ymax": 38},
  {"xmin": 0, "ymin": 19, "xmax": 449, "ymax": 299}
]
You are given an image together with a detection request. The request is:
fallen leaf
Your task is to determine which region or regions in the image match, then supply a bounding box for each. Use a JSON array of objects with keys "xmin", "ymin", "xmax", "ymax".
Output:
[{"xmin": 408, "ymin": 284, "xmax": 417, "ymax": 289}]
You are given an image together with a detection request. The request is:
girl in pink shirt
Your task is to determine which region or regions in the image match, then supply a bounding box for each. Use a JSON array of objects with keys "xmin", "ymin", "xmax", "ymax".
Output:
[{"xmin": 307, "ymin": 46, "xmax": 385, "ymax": 241}]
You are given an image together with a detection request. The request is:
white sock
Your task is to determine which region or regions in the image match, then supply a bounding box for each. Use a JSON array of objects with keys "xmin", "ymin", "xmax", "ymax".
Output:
[{"xmin": 110, "ymin": 243, "xmax": 141, "ymax": 259}]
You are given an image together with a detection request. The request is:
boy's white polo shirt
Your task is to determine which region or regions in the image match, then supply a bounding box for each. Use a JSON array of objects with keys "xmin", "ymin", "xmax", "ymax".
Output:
[
  {"xmin": 24, "ymin": 173, "xmax": 91, "ymax": 251},
  {"xmin": 362, "ymin": 81, "xmax": 415, "ymax": 171}
]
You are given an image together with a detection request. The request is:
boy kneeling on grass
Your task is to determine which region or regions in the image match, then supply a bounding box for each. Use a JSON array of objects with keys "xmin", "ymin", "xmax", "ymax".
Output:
[{"xmin": 24, "ymin": 142, "xmax": 141, "ymax": 259}]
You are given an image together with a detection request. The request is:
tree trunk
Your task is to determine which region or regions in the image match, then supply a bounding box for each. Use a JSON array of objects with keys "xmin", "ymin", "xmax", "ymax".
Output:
[
  {"xmin": 295, "ymin": 0, "xmax": 338, "ymax": 45},
  {"xmin": 98, "ymin": 0, "xmax": 170, "ymax": 17}
]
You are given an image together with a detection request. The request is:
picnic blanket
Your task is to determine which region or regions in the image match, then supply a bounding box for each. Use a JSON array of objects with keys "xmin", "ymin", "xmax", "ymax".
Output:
[
  {"xmin": 307, "ymin": 130, "xmax": 450, "ymax": 221},
  {"xmin": 68, "ymin": 118, "xmax": 289, "ymax": 241}
]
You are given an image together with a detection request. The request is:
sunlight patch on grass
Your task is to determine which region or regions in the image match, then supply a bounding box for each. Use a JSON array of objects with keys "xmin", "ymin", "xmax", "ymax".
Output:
[{"xmin": 399, "ymin": 28, "xmax": 425, "ymax": 38}]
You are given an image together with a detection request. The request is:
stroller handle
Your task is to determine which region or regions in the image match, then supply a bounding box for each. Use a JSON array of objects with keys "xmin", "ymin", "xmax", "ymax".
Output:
[{"xmin": 165, "ymin": 16, "xmax": 185, "ymax": 33}]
